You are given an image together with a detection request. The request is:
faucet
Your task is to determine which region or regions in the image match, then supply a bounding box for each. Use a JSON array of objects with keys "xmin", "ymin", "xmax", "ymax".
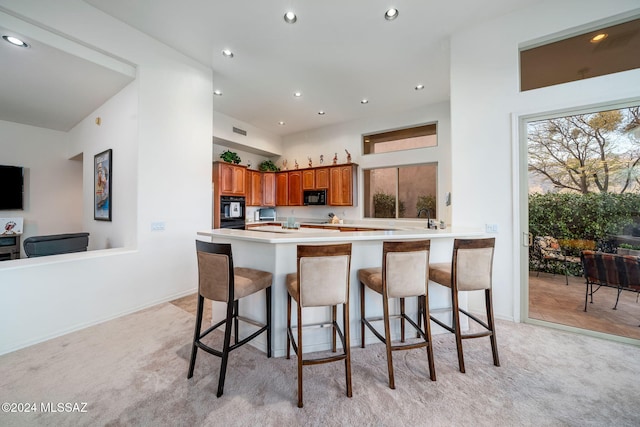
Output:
[
  {"xmin": 418, "ymin": 208, "xmax": 436, "ymax": 229},
  {"xmin": 417, "ymin": 208, "xmax": 431, "ymax": 219}
]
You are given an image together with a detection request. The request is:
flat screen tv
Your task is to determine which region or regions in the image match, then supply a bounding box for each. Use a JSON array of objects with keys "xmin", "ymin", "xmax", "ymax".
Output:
[{"xmin": 0, "ymin": 165, "xmax": 24, "ymax": 210}]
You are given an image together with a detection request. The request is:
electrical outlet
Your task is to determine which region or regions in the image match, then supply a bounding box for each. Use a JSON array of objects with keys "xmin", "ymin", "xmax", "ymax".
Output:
[
  {"xmin": 151, "ymin": 221, "xmax": 165, "ymax": 231},
  {"xmin": 485, "ymin": 223, "xmax": 498, "ymax": 233}
]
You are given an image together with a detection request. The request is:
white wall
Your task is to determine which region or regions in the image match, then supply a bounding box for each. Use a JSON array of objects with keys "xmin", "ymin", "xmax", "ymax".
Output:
[
  {"xmin": 0, "ymin": 120, "xmax": 82, "ymax": 256},
  {"xmin": 450, "ymin": 0, "xmax": 640, "ymax": 320},
  {"xmin": 213, "ymin": 111, "xmax": 283, "ymax": 156},
  {"xmin": 0, "ymin": 0, "xmax": 212, "ymax": 355},
  {"xmin": 281, "ymin": 102, "xmax": 452, "ymax": 224},
  {"xmin": 68, "ymin": 81, "xmax": 138, "ymax": 250}
]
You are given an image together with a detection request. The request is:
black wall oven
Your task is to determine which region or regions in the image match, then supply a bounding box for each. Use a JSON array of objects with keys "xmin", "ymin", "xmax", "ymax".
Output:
[{"xmin": 219, "ymin": 196, "xmax": 246, "ymax": 229}]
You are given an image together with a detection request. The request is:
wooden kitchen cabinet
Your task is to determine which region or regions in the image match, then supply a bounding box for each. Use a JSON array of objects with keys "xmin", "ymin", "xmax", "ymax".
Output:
[
  {"xmin": 276, "ymin": 172, "xmax": 288, "ymax": 206},
  {"xmin": 246, "ymin": 170, "xmax": 262, "ymax": 206},
  {"xmin": 303, "ymin": 167, "xmax": 329, "ymax": 190},
  {"xmin": 214, "ymin": 161, "xmax": 246, "ymax": 196},
  {"xmin": 263, "ymin": 172, "xmax": 276, "ymax": 206},
  {"xmin": 288, "ymin": 170, "xmax": 303, "ymax": 206},
  {"xmin": 329, "ymin": 164, "xmax": 356, "ymax": 206},
  {"xmin": 302, "ymin": 169, "xmax": 315, "ymax": 190},
  {"xmin": 315, "ymin": 167, "xmax": 329, "ymax": 189}
]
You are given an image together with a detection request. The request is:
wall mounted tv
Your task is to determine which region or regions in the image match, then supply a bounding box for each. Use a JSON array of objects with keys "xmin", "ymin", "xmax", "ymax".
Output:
[{"xmin": 0, "ymin": 165, "xmax": 24, "ymax": 210}]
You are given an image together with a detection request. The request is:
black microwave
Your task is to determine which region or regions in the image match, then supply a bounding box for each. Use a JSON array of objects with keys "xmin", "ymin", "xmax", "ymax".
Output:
[{"xmin": 304, "ymin": 189, "xmax": 327, "ymax": 205}]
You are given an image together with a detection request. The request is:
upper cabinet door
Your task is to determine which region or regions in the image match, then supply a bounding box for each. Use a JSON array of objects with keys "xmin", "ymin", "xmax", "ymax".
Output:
[
  {"xmin": 247, "ymin": 170, "xmax": 262, "ymax": 206},
  {"xmin": 315, "ymin": 167, "xmax": 329, "ymax": 189},
  {"xmin": 329, "ymin": 165, "xmax": 355, "ymax": 206},
  {"xmin": 302, "ymin": 169, "xmax": 315, "ymax": 190},
  {"xmin": 276, "ymin": 172, "xmax": 288, "ymax": 206},
  {"xmin": 263, "ymin": 172, "xmax": 276, "ymax": 207},
  {"xmin": 288, "ymin": 171, "xmax": 303, "ymax": 206},
  {"xmin": 215, "ymin": 162, "xmax": 246, "ymax": 196}
]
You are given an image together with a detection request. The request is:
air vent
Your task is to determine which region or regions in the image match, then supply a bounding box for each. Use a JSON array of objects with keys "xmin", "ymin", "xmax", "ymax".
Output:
[{"xmin": 232, "ymin": 127, "xmax": 247, "ymax": 136}]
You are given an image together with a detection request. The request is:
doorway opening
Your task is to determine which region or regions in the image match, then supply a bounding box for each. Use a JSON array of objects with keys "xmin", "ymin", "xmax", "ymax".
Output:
[{"xmin": 524, "ymin": 102, "xmax": 640, "ymax": 341}]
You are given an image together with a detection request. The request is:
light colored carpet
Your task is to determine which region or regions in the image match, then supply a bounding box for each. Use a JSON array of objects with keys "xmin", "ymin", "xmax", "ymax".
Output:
[{"xmin": 1, "ymin": 303, "xmax": 639, "ymax": 426}]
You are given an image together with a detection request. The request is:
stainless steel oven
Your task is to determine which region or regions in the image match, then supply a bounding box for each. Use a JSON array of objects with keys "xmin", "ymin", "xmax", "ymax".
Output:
[{"xmin": 219, "ymin": 196, "xmax": 246, "ymax": 229}]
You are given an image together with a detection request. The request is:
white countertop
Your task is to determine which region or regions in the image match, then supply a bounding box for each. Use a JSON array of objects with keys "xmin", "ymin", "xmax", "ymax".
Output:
[{"xmin": 198, "ymin": 226, "xmax": 484, "ymax": 244}]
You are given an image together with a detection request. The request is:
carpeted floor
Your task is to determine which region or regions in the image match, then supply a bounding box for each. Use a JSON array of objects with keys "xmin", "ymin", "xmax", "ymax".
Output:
[{"xmin": 1, "ymin": 302, "xmax": 639, "ymax": 426}]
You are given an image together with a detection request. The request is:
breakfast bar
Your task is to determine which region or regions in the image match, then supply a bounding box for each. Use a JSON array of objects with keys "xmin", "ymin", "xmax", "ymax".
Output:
[{"xmin": 197, "ymin": 225, "xmax": 484, "ymax": 357}]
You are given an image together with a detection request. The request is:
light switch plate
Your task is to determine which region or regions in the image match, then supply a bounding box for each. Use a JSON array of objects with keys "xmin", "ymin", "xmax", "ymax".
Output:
[
  {"xmin": 485, "ymin": 223, "xmax": 498, "ymax": 233},
  {"xmin": 151, "ymin": 221, "xmax": 165, "ymax": 231}
]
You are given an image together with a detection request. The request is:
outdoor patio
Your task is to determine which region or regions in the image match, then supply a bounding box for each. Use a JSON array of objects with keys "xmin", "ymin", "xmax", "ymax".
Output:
[{"xmin": 529, "ymin": 271, "xmax": 640, "ymax": 340}]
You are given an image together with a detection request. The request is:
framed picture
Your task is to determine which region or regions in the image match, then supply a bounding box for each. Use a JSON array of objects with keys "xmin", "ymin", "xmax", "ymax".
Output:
[{"xmin": 94, "ymin": 149, "xmax": 112, "ymax": 221}]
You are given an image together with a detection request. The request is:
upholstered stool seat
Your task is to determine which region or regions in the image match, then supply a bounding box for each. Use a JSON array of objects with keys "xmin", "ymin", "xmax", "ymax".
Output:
[
  {"xmin": 429, "ymin": 238, "xmax": 499, "ymax": 373},
  {"xmin": 358, "ymin": 240, "xmax": 436, "ymax": 389},
  {"xmin": 188, "ymin": 241, "xmax": 272, "ymax": 398},
  {"xmin": 286, "ymin": 243, "xmax": 353, "ymax": 408}
]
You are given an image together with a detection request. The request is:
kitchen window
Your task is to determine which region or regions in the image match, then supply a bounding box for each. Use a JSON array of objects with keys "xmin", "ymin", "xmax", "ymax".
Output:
[{"xmin": 364, "ymin": 164, "xmax": 437, "ymax": 219}]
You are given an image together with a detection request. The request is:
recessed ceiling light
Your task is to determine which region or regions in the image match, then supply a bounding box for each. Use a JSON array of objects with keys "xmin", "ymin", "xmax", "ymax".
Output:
[
  {"xmin": 293, "ymin": 91, "xmax": 302, "ymax": 97},
  {"xmin": 415, "ymin": 84, "xmax": 425, "ymax": 90},
  {"xmin": 213, "ymin": 90, "xmax": 223, "ymax": 96},
  {"xmin": 278, "ymin": 121, "xmax": 286, "ymax": 126},
  {"xmin": 2, "ymin": 35, "xmax": 29, "ymax": 48},
  {"xmin": 318, "ymin": 111, "xmax": 326, "ymax": 115},
  {"xmin": 384, "ymin": 8, "xmax": 399, "ymax": 21},
  {"xmin": 361, "ymin": 99, "xmax": 369, "ymax": 104},
  {"xmin": 222, "ymin": 49, "xmax": 234, "ymax": 58},
  {"xmin": 590, "ymin": 33, "xmax": 608, "ymax": 43},
  {"xmin": 284, "ymin": 11, "xmax": 297, "ymax": 24}
]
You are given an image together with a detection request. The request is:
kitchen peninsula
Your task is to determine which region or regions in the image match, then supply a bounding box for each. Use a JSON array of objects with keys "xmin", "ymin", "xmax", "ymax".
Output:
[{"xmin": 197, "ymin": 225, "xmax": 484, "ymax": 357}]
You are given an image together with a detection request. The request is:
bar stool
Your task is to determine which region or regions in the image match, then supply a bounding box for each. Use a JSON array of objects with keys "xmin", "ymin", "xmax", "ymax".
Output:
[
  {"xmin": 358, "ymin": 240, "xmax": 436, "ymax": 389},
  {"xmin": 187, "ymin": 240, "xmax": 272, "ymax": 397},
  {"xmin": 429, "ymin": 237, "xmax": 499, "ymax": 373},
  {"xmin": 286, "ymin": 243, "xmax": 352, "ymax": 408}
]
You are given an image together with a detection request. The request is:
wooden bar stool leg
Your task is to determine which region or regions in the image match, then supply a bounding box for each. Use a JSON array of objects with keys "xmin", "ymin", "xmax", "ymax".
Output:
[
  {"xmin": 296, "ymin": 303, "xmax": 304, "ymax": 408},
  {"xmin": 344, "ymin": 301, "xmax": 353, "ymax": 398},
  {"xmin": 400, "ymin": 297, "xmax": 406, "ymax": 343},
  {"xmin": 451, "ymin": 287, "xmax": 465, "ymax": 374},
  {"xmin": 286, "ymin": 293, "xmax": 292, "ymax": 360},
  {"xmin": 266, "ymin": 287, "xmax": 272, "ymax": 358},
  {"xmin": 234, "ymin": 300, "xmax": 239, "ymax": 345},
  {"xmin": 217, "ymin": 301, "xmax": 235, "ymax": 397},
  {"xmin": 332, "ymin": 305, "xmax": 337, "ymax": 353},
  {"xmin": 423, "ymin": 294, "xmax": 436, "ymax": 381},
  {"xmin": 360, "ymin": 281, "xmax": 366, "ymax": 348},
  {"xmin": 382, "ymin": 292, "xmax": 395, "ymax": 389},
  {"xmin": 486, "ymin": 289, "xmax": 500, "ymax": 367},
  {"xmin": 187, "ymin": 294, "xmax": 204, "ymax": 379}
]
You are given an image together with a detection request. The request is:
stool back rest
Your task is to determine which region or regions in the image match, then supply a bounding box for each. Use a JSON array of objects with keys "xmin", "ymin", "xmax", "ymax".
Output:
[
  {"xmin": 297, "ymin": 243, "xmax": 352, "ymax": 307},
  {"xmin": 453, "ymin": 238, "xmax": 495, "ymax": 291},
  {"xmin": 581, "ymin": 250, "xmax": 640, "ymax": 289},
  {"xmin": 196, "ymin": 240, "xmax": 234, "ymax": 302},
  {"xmin": 383, "ymin": 240, "xmax": 430, "ymax": 299}
]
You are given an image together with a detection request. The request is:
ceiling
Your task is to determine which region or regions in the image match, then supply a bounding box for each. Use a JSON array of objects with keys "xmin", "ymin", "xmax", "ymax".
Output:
[
  {"xmin": 85, "ymin": 0, "xmax": 545, "ymax": 137},
  {"xmin": 1, "ymin": 1, "xmax": 549, "ymax": 135},
  {"xmin": 0, "ymin": 13, "xmax": 135, "ymax": 132}
]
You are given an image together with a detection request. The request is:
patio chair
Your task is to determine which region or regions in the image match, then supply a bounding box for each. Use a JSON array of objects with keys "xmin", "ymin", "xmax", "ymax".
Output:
[{"xmin": 532, "ymin": 236, "xmax": 583, "ymax": 285}]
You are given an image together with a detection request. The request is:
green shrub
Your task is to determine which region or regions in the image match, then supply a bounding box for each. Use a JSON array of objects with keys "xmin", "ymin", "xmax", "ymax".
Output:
[
  {"xmin": 416, "ymin": 195, "xmax": 436, "ymax": 216},
  {"xmin": 529, "ymin": 192, "xmax": 640, "ymax": 273},
  {"xmin": 529, "ymin": 192, "xmax": 640, "ymax": 242},
  {"xmin": 373, "ymin": 193, "xmax": 405, "ymax": 218}
]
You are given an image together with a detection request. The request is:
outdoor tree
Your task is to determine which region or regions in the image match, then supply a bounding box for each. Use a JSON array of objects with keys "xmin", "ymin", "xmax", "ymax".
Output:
[{"xmin": 528, "ymin": 107, "xmax": 640, "ymax": 194}]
